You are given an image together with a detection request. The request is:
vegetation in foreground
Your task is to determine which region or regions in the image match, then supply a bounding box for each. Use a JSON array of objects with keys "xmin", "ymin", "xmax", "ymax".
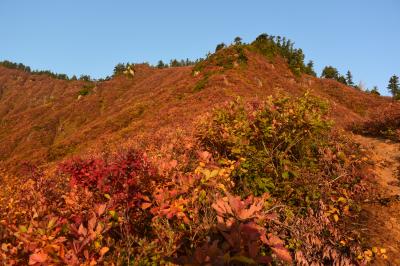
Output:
[{"xmin": 0, "ymin": 93, "xmax": 385, "ymax": 265}]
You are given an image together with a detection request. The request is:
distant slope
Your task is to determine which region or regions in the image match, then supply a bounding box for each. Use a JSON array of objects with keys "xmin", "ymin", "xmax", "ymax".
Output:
[{"xmin": 0, "ymin": 49, "xmax": 397, "ymax": 172}]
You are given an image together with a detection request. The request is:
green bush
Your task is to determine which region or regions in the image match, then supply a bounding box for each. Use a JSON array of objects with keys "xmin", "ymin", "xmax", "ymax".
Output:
[
  {"xmin": 78, "ymin": 83, "xmax": 95, "ymax": 96},
  {"xmin": 198, "ymin": 93, "xmax": 332, "ymax": 199}
]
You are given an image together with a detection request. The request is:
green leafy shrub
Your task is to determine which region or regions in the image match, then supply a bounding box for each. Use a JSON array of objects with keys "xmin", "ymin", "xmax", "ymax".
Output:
[
  {"xmin": 78, "ymin": 83, "xmax": 95, "ymax": 96},
  {"xmin": 198, "ymin": 93, "xmax": 331, "ymax": 198}
]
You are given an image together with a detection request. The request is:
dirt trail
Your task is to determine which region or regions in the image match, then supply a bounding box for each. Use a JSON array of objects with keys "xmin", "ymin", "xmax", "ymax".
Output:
[{"xmin": 353, "ymin": 135, "xmax": 400, "ymax": 265}]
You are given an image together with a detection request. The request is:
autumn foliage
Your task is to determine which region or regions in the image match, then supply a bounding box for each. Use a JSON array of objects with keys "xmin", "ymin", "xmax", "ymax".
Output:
[
  {"xmin": 351, "ymin": 104, "xmax": 400, "ymax": 141},
  {"xmin": 0, "ymin": 94, "xmax": 378, "ymax": 265}
]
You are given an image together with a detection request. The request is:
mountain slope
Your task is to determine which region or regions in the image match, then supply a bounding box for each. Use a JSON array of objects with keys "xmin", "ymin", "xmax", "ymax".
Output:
[
  {"xmin": 0, "ymin": 48, "xmax": 396, "ymax": 172},
  {"xmin": 2, "ymin": 43, "xmax": 400, "ymax": 264}
]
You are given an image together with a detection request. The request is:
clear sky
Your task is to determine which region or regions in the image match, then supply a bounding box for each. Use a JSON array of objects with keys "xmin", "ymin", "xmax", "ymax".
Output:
[{"xmin": 0, "ymin": 0, "xmax": 399, "ymax": 95}]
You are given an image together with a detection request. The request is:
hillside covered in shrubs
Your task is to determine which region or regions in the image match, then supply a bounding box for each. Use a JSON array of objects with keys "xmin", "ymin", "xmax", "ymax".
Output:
[
  {"xmin": 1, "ymin": 94, "xmax": 379, "ymax": 265},
  {"xmin": 1, "ymin": 34, "xmax": 400, "ymax": 265}
]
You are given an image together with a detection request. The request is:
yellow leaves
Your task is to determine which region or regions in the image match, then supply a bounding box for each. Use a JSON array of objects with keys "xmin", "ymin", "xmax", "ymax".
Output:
[
  {"xmin": 337, "ymin": 197, "xmax": 347, "ymax": 204},
  {"xmin": 104, "ymin": 194, "xmax": 111, "ymax": 200},
  {"xmin": 326, "ymin": 194, "xmax": 352, "ymax": 222},
  {"xmin": 358, "ymin": 247, "xmax": 388, "ymax": 261},
  {"xmin": 364, "ymin": 249, "xmax": 373, "ymax": 257},
  {"xmin": 47, "ymin": 217, "xmax": 57, "ymax": 229},
  {"xmin": 333, "ymin": 214, "xmax": 339, "ymax": 222},
  {"xmin": 324, "ymin": 205, "xmax": 340, "ymax": 222},
  {"xmin": 108, "ymin": 210, "xmax": 117, "ymax": 219},
  {"xmin": 18, "ymin": 225, "xmax": 27, "ymax": 233},
  {"xmin": 94, "ymin": 241, "xmax": 101, "ymax": 250},
  {"xmin": 198, "ymin": 190, "xmax": 207, "ymax": 203},
  {"xmin": 336, "ymin": 151, "xmax": 346, "ymax": 161},
  {"xmin": 217, "ymin": 183, "xmax": 226, "ymax": 192}
]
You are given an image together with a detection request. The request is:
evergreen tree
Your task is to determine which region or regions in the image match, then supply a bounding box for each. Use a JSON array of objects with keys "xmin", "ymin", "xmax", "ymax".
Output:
[
  {"xmin": 157, "ymin": 60, "xmax": 165, "ymax": 68},
  {"xmin": 370, "ymin": 86, "xmax": 380, "ymax": 95},
  {"xmin": 336, "ymin": 76, "xmax": 347, "ymax": 85},
  {"xmin": 170, "ymin": 59, "xmax": 180, "ymax": 67},
  {"xmin": 79, "ymin": 75, "xmax": 91, "ymax": 81},
  {"xmin": 387, "ymin": 75, "xmax": 400, "ymax": 97},
  {"xmin": 321, "ymin": 66, "xmax": 339, "ymax": 80},
  {"xmin": 234, "ymin": 36, "xmax": 242, "ymax": 45},
  {"xmin": 346, "ymin": 70, "xmax": 354, "ymax": 86},
  {"xmin": 113, "ymin": 63, "xmax": 126, "ymax": 76},
  {"xmin": 304, "ymin": 60, "xmax": 316, "ymax": 76},
  {"xmin": 321, "ymin": 66, "xmax": 347, "ymax": 85},
  {"xmin": 215, "ymin": 43, "xmax": 226, "ymax": 52}
]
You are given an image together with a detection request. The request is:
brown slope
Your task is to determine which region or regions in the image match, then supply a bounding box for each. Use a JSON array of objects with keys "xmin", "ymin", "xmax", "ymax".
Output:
[{"xmin": 0, "ymin": 49, "xmax": 397, "ymax": 172}]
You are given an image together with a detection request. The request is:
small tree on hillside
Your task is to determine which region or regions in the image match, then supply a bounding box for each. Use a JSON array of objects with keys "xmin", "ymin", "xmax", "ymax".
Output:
[
  {"xmin": 215, "ymin": 43, "xmax": 226, "ymax": 52},
  {"xmin": 321, "ymin": 66, "xmax": 339, "ymax": 80},
  {"xmin": 113, "ymin": 63, "xmax": 126, "ymax": 76},
  {"xmin": 79, "ymin": 75, "xmax": 91, "ymax": 81},
  {"xmin": 157, "ymin": 60, "xmax": 166, "ymax": 69},
  {"xmin": 170, "ymin": 59, "xmax": 180, "ymax": 67},
  {"xmin": 346, "ymin": 70, "xmax": 354, "ymax": 86},
  {"xmin": 321, "ymin": 66, "xmax": 347, "ymax": 85},
  {"xmin": 337, "ymin": 76, "xmax": 347, "ymax": 85},
  {"xmin": 388, "ymin": 75, "xmax": 400, "ymax": 98},
  {"xmin": 370, "ymin": 86, "xmax": 380, "ymax": 95},
  {"xmin": 234, "ymin": 36, "xmax": 242, "ymax": 45},
  {"xmin": 304, "ymin": 60, "xmax": 316, "ymax": 76}
]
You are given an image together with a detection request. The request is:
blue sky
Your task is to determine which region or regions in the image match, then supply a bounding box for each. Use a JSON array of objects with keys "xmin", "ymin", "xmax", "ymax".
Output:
[{"xmin": 0, "ymin": 1, "xmax": 399, "ymax": 95}]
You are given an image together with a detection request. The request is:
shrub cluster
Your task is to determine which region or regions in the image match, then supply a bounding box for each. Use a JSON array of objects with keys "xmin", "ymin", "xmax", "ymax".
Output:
[
  {"xmin": 0, "ymin": 94, "xmax": 378, "ymax": 265},
  {"xmin": 351, "ymin": 105, "xmax": 400, "ymax": 141},
  {"xmin": 197, "ymin": 93, "xmax": 331, "ymax": 200}
]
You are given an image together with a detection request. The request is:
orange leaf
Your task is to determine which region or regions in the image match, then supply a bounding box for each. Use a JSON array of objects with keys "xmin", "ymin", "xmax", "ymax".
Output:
[
  {"xmin": 95, "ymin": 204, "xmax": 106, "ymax": 216},
  {"xmin": 88, "ymin": 215, "xmax": 97, "ymax": 231},
  {"xmin": 29, "ymin": 251, "xmax": 48, "ymax": 265},
  {"xmin": 169, "ymin": 160, "xmax": 178, "ymax": 169},
  {"xmin": 141, "ymin": 202, "xmax": 152, "ymax": 210},
  {"xmin": 271, "ymin": 246, "xmax": 292, "ymax": 263},
  {"xmin": 78, "ymin": 223, "xmax": 87, "ymax": 236},
  {"xmin": 99, "ymin": 246, "xmax": 109, "ymax": 257},
  {"xmin": 265, "ymin": 234, "xmax": 284, "ymax": 246}
]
